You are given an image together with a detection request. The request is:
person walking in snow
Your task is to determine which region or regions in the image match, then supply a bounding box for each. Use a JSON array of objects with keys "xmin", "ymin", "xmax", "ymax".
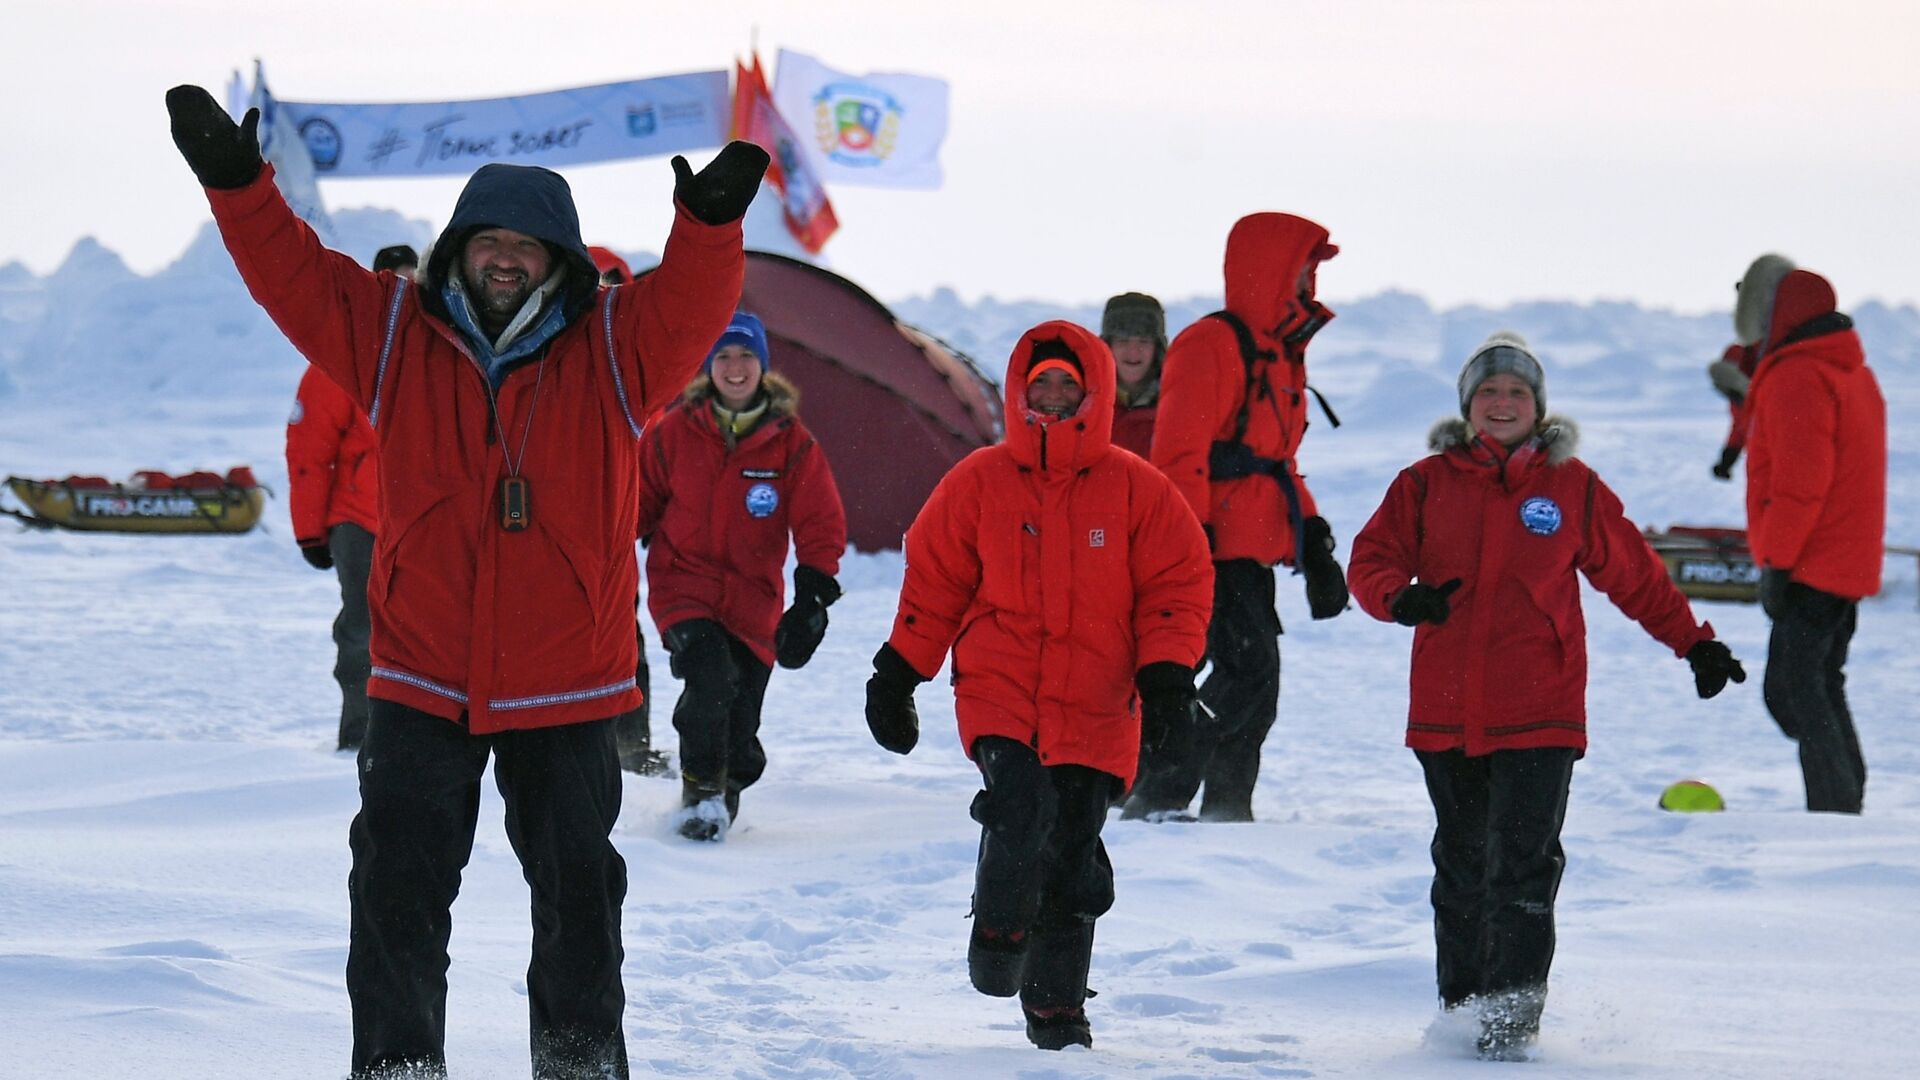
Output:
[
  {"xmin": 166, "ymin": 84, "xmax": 767, "ymax": 1079},
  {"xmin": 1732, "ymin": 255, "xmax": 1886, "ymax": 813},
  {"xmin": 1126, "ymin": 212, "xmax": 1350, "ymax": 823},
  {"xmin": 1101, "ymin": 291, "xmax": 1168, "ymax": 460},
  {"xmin": 285, "ymin": 243, "xmax": 412, "ymax": 752},
  {"xmin": 862, "ymin": 321, "xmax": 1213, "ymax": 1050},
  {"xmin": 1346, "ymin": 330, "xmax": 1748, "ymax": 1060},
  {"xmin": 636, "ymin": 312, "xmax": 847, "ymax": 841}
]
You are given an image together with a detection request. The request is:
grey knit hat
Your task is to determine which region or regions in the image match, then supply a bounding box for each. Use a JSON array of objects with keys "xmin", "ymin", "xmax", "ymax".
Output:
[
  {"xmin": 1457, "ymin": 331, "xmax": 1546, "ymax": 419},
  {"xmin": 1733, "ymin": 253, "xmax": 1796, "ymax": 347},
  {"xmin": 1100, "ymin": 292, "xmax": 1167, "ymax": 349}
]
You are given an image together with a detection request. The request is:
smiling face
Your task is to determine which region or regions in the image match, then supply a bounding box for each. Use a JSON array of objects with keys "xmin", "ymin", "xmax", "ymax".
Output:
[
  {"xmin": 1467, "ymin": 372, "xmax": 1540, "ymax": 448},
  {"xmin": 1108, "ymin": 337, "xmax": 1157, "ymax": 389},
  {"xmin": 461, "ymin": 227, "xmax": 553, "ymax": 321},
  {"xmin": 709, "ymin": 345, "xmax": 764, "ymax": 410},
  {"xmin": 1026, "ymin": 368, "xmax": 1084, "ymax": 419}
]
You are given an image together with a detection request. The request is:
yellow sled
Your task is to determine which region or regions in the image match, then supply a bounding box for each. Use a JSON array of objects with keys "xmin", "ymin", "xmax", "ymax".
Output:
[{"xmin": 3, "ymin": 468, "xmax": 267, "ymax": 535}]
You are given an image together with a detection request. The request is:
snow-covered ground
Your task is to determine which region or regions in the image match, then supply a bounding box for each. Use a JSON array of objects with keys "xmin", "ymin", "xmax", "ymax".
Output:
[{"xmin": 2, "ymin": 224, "xmax": 1917, "ymax": 1077}]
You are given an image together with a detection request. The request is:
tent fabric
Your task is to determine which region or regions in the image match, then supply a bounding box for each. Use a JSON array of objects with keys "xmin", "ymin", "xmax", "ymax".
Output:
[{"xmin": 691, "ymin": 252, "xmax": 1001, "ymax": 551}]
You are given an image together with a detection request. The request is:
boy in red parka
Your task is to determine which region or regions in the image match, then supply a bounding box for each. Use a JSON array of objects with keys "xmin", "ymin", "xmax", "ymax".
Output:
[
  {"xmin": 637, "ymin": 312, "xmax": 847, "ymax": 841},
  {"xmin": 863, "ymin": 321, "xmax": 1214, "ymax": 1050},
  {"xmin": 1347, "ymin": 331, "xmax": 1747, "ymax": 1060}
]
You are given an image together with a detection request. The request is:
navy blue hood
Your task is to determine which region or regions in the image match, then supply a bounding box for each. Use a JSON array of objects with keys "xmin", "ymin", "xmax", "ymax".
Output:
[{"xmin": 420, "ymin": 163, "xmax": 600, "ymax": 326}]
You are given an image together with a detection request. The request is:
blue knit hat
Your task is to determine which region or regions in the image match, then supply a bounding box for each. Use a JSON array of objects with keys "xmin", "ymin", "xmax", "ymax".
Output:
[{"xmin": 704, "ymin": 312, "xmax": 771, "ymax": 374}]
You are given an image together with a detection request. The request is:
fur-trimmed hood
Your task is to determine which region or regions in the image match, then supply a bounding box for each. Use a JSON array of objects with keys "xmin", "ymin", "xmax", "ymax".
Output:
[
  {"xmin": 1427, "ymin": 415, "xmax": 1580, "ymax": 464},
  {"xmin": 681, "ymin": 368, "xmax": 801, "ymax": 419}
]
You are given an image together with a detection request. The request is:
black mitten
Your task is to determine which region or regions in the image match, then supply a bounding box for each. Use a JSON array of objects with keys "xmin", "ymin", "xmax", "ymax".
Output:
[
  {"xmin": 1390, "ymin": 578, "xmax": 1463, "ymax": 627},
  {"xmin": 1757, "ymin": 567, "xmax": 1792, "ymax": 619},
  {"xmin": 670, "ymin": 141, "xmax": 772, "ymax": 226},
  {"xmin": 1135, "ymin": 661, "xmax": 1197, "ymax": 759},
  {"xmin": 299, "ymin": 535, "xmax": 333, "ymax": 571},
  {"xmin": 1711, "ymin": 446, "xmax": 1741, "ymax": 481},
  {"xmin": 166, "ymin": 85, "xmax": 262, "ymax": 189},
  {"xmin": 1685, "ymin": 639, "xmax": 1747, "ymax": 699},
  {"xmin": 775, "ymin": 566, "xmax": 842, "ymax": 669},
  {"xmin": 864, "ymin": 644, "xmax": 927, "ymax": 755},
  {"xmin": 1299, "ymin": 515, "xmax": 1349, "ymax": 620}
]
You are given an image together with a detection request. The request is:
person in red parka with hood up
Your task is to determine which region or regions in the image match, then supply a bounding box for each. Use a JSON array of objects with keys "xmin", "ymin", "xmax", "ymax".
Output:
[
  {"xmin": 636, "ymin": 311, "xmax": 847, "ymax": 841},
  {"xmin": 1128, "ymin": 212, "xmax": 1351, "ymax": 823},
  {"xmin": 1347, "ymin": 330, "xmax": 1747, "ymax": 1061},
  {"xmin": 863, "ymin": 321, "xmax": 1213, "ymax": 1051},
  {"xmin": 1733, "ymin": 254, "xmax": 1886, "ymax": 813},
  {"xmin": 286, "ymin": 243, "xmax": 414, "ymax": 752},
  {"xmin": 166, "ymin": 83, "xmax": 768, "ymax": 1079}
]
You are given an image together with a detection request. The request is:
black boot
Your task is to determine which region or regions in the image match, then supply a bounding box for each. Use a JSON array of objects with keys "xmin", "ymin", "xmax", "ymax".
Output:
[
  {"xmin": 676, "ymin": 775, "xmax": 730, "ymax": 842},
  {"xmin": 1023, "ymin": 1004, "xmax": 1092, "ymax": 1051},
  {"xmin": 968, "ymin": 924, "xmax": 1027, "ymax": 998},
  {"xmin": 1476, "ymin": 985, "xmax": 1545, "ymax": 1061},
  {"xmin": 1020, "ymin": 918, "xmax": 1095, "ymax": 1049}
]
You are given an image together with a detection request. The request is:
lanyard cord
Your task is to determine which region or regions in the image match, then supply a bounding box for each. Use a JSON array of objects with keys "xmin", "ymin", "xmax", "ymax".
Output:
[{"xmin": 487, "ymin": 354, "xmax": 551, "ymax": 478}]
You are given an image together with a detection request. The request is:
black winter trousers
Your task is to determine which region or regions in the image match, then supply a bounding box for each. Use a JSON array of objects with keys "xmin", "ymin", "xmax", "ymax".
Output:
[
  {"xmin": 1764, "ymin": 581, "xmax": 1865, "ymax": 813},
  {"xmin": 329, "ymin": 522, "xmax": 375, "ymax": 751},
  {"xmin": 1415, "ymin": 746, "xmax": 1576, "ymax": 1009},
  {"xmin": 347, "ymin": 700, "xmax": 629, "ymax": 1079},
  {"xmin": 611, "ymin": 616, "xmax": 654, "ymax": 762},
  {"xmin": 663, "ymin": 619, "xmax": 770, "ymax": 805},
  {"xmin": 1130, "ymin": 558, "xmax": 1280, "ymax": 820},
  {"xmin": 970, "ymin": 736, "xmax": 1120, "ymax": 1009}
]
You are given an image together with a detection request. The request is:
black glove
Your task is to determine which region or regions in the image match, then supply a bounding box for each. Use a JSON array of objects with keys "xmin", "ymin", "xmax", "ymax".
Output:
[
  {"xmin": 1299, "ymin": 515, "xmax": 1349, "ymax": 620},
  {"xmin": 166, "ymin": 85, "xmax": 262, "ymax": 190},
  {"xmin": 864, "ymin": 644, "xmax": 927, "ymax": 755},
  {"xmin": 299, "ymin": 536, "xmax": 333, "ymax": 571},
  {"xmin": 1685, "ymin": 639, "xmax": 1747, "ymax": 699},
  {"xmin": 1136, "ymin": 661, "xmax": 1197, "ymax": 759},
  {"xmin": 1758, "ymin": 567, "xmax": 1792, "ymax": 619},
  {"xmin": 1390, "ymin": 578, "xmax": 1462, "ymax": 627},
  {"xmin": 1711, "ymin": 446, "xmax": 1741, "ymax": 481},
  {"xmin": 670, "ymin": 141, "xmax": 771, "ymax": 226},
  {"xmin": 775, "ymin": 566, "xmax": 842, "ymax": 669}
]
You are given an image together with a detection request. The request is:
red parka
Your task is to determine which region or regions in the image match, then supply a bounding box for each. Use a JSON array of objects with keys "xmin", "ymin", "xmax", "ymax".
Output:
[
  {"xmin": 286, "ymin": 365, "xmax": 379, "ymax": 540},
  {"xmin": 885, "ymin": 322, "xmax": 1213, "ymax": 786},
  {"xmin": 1348, "ymin": 418, "xmax": 1714, "ymax": 756},
  {"xmin": 1743, "ymin": 270, "xmax": 1886, "ymax": 600},
  {"xmin": 1152, "ymin": 213, "xmax": 1336, "ymax": 565},
  {"xmin": 203, "ymin": 165, "xmax": 742, "ymax": 733},
  {"xmin": 1111, "ymin": 390, "xmax": 1158, "ymax": 461},
  {"xmin": 637, "ymin": 372, "xmax": 848, "ymax": 666},
  {"xmin": 1716, "ymin": 343, "xmax": 1760, "ymax": 456}
]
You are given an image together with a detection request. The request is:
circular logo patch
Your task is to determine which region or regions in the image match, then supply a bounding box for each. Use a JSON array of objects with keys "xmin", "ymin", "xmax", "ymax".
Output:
[
  {"xmin": 1520, "ymin": 496, "xmax": 1562, "ymax": 536},
  {"xmin": 745, "ymin": 482, "xmax": 779, "ymax": 519}
]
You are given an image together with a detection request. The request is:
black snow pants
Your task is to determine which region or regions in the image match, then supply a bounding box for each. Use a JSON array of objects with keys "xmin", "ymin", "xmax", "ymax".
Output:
[
  {"xmin": 662, "ymin": 619, "xmax": 770, "ymax": 808},
  {"xmin": 1415, "ymin": 746, "xmax": 1577, "ymax": 1009},
  {"xmin": 329, "ymin": 522, "xmax": 375, "ymax": 751},
  {"xmin": 1764, "ymin": 581, "xmax": 1866, "ymax": 813},
  {"xmin": 347, "ymin": 700, "xmax": 629, "ymax": 1079},
  {"xmin": 1128, "ymin": 558, "xmax": 1280, "ymax": 820},
  {"xmin": 970, "ymin": 736, "xmax": 1120, "ymax": 1010},
  {"xmin": 610, "ymin": 615, "xmax": 654, "ymax": 765}
]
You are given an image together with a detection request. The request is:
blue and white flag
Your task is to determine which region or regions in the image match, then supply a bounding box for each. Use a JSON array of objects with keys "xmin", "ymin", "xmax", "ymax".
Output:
[
  {"xmin": 771, "ymin": 49, "xmax": 948, "ymax": 190},
  {"xmin": 251, "ymin": 64, "xmax": 336, "ymax": 244},
  {"xmin": 270, "ymin": 71, "xmax": 729, "ymax": 178}
]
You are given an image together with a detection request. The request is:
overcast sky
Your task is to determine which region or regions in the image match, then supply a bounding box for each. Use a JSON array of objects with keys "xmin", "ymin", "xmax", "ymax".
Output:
[{"xmin": 5, "ymin": 0, "xmax": 1916, "ymax": 312}]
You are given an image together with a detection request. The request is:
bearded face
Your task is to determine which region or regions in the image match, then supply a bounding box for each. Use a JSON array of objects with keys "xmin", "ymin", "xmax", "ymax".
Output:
[{"xmin": 461, "ymin": 227, "xmax": 553, "ymax": 320}]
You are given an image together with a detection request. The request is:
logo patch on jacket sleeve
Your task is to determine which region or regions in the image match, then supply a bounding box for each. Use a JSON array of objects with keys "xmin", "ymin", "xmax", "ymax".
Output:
[
  {"xmin": 745, "ymin": 482, "xmax": 780, "ymax": 518},
  {"xmin": 1089, "ymin": 528, "xmax": 1106, "ymax": 548},
  {"xmin": 1519, "ymin": 496, "xmax": 1562, "ymax": 536}
]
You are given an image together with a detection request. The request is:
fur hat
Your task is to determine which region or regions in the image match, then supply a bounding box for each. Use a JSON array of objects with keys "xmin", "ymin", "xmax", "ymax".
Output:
[
  {"xmin": 372, "ymin": 244, "xmax": 418, "ymax": 274},
  {"xmin": 1733, "ymin": 253, "xmax": 1796, "ymax": 347},
  {"xmin": 704, "ymin": 311, "xmax": 771, "ymax": 374},
  {"xmin": 1099, "ymin": 292, "xmax": 1166, "ymax": 350},
  {"xmin": 1457, "ymin": 331, "xmax": 1546, "ymax": 419}
]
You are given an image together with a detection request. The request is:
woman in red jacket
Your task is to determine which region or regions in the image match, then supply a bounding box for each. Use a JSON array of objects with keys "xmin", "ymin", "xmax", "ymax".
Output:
[
  {"xmin": 863, "ymin": 321, "xmax": 1213, "ymax": 1051},
  {"xmin": 637, "ymin": 312, "xmax": 847, "ymax": 841},
  {"xmin": 1347, "ymin": 331, "xmax": 1747, "ymax": 1060}
]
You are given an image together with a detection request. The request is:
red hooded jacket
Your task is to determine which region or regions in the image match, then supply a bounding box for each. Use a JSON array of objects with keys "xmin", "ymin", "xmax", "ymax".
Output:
[
  {"xmin": 637, "ymin": 372, "xmax": 847, "ymax": 666},
  {"xmin": 1153, "ymin": 213, "xmax": 1337, "ymax": 565},
  {"xmin": 286, "ymin": 365, "xmax": 379, "ymax": 539},
  {"xmin": 204, "ymin": 165, "xmax": 742, "ymax": 733},
  {"xmin": 1348, "ymin": 418, "xmax": 1713, "ymax": 756},
  {"xmin": 885, "ymin": 322, "xmax": 1213, "ymax": 785},
  {"xmin": 1743, "ymin": 270, "xmax": 1886, "ymax": 600}
]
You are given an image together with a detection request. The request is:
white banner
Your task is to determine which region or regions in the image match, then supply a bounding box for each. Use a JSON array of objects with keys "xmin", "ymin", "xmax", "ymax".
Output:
[
  {"xmin": 771, "ymin": 49, "xmax": 948, "ymax": 189},
  {"xmin": 252, "ymin": 66, "xmax": 335, "ymax": 244},
  {"xmin": 272, "ymin": 71, "xmax": 730, "ymax": 178}
]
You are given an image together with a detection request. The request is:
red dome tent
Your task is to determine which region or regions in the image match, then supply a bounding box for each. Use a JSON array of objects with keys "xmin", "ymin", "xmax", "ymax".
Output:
[{"xmin": 691, "ymin": 251, "xmax": 1001, "ymax": 551}]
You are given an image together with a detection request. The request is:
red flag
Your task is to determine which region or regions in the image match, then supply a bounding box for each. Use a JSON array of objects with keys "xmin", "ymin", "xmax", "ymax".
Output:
[{"xmin": 733, "ymin": 53, "xmax": 838, "ymax": 254}]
